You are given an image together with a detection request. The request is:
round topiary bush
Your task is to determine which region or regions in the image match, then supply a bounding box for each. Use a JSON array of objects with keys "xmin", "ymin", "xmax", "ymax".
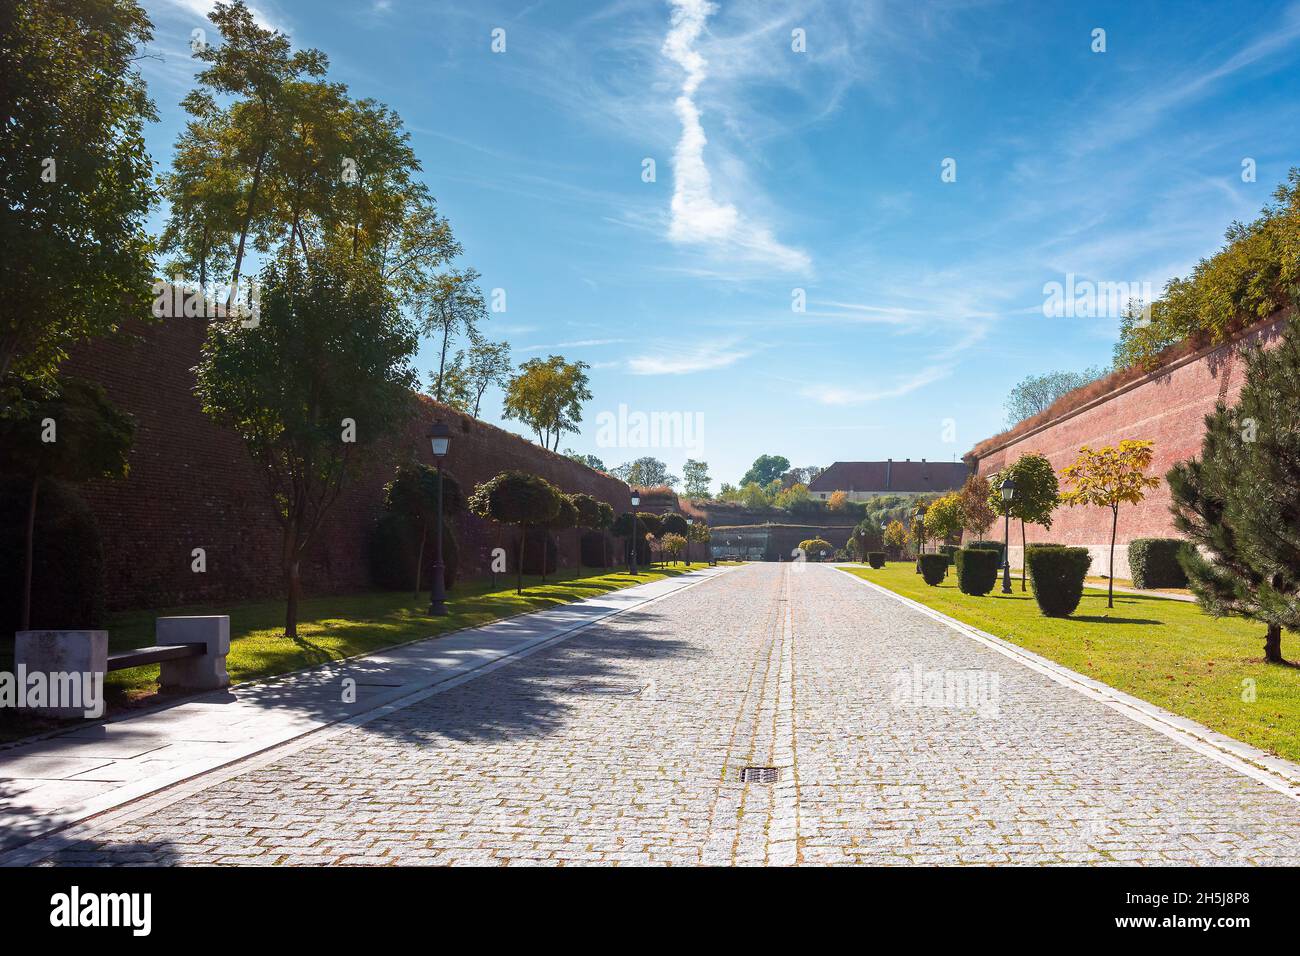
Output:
[
  {"xmin": 918, "ymin": 553, "xmax": 948, "ymax": 586},
  {"xmin": 0, "ymin": 477, "xmax": 106, "ymax": 634},
  {"xmin": 1026, "ymin": 545, "xmax": 1091, "ymax": 616},
  {"xmin": 954, "ymin": 547, "xmax": 1000, "ymax": 596},
  {"xmin": 867, "ymin": 551, "xmax": 885, "ymax": 569},
  {"xmin": 1127, "ymin": 538, "xmax": 1189, "ymax": 589},
  {"xmin": 368, "ymin": 511, "xmax": 459, "ymax": 591}
]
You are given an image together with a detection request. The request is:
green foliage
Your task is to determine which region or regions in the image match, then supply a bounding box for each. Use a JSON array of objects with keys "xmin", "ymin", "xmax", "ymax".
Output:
[
  {"xmin": 921, "ymin": 493, "xmax": 964, "ymax": 543},
  {"xmin": 468, "ymin": 471, "xmax": 561, "ymax": 528},
  {"xmin": 1004, "ymin": 369, "xmax": 1107, "ymax": 426},
  {"xmin": 954, "ymin": 548, "xmax": 1000, "ymax": 596},
  {"xmin": 567, "ymin": 492, "xmax": 605, "ymax": 531},
  {"xmin": 0, "ymin": 0, "xmax": 159, "ymax": 395},
  {"xmin": 867, "ymin": 552, "xmax": 885, "ymax": 569},
  {"xmin": 661, "ymin": 532, "xmax": 687, "ymax": 560},
  {"xmin": 502, "ymin": 355, "xmax": 592, "ymax": 450},
  {"xmin": 0, "ymin": 478, "xmax": 105, "ymax": 633},
  {"xmin": 369, "ymin": 511, "xmax": 458, "ymax": 591},
  {"xmin": 423, "ymin": 269, "xmax": 487, "ymax": 405},
  {"xmin": 798, "ymin": 537, "xmax": 833, "ymax": 559},
  {"xmin": 919, "ymin": 553, "xmax": 948, "ymax": 586},
  {"xmin": 741, "ymin": 454, "xmax": 790, "ymax": 487},
  {"xmin": 1025, "ymin": 546, "xmax": 1092, "ymax": 617},
  {"xmin": 1115, "ymin": 170, "xmax": 1300, "ymax": 370},
  {"xmin": 1127, "ymin": 538, "xmax": 1190, "ymax": 590},
  {"xmin": 883, "ymin": 519, "xmax": 907, "ymax": 555},
  {"xmin": 0, "ymin": 378, "xmax": 134, "ymax": 484},
  {"xmin": 636, "ymin": 512, "xmax": 664, "ymax": 538},
  {"xmin": 683, "ymin": 459, "xmax": 711, "ymax": 498},
  {"xmin": 545, "ymin": 493, "xmax": 579, "ymax": 532},
  {"xmin": 959, "ymin": 474, "xmax": 996, "ymax": 538},
  {"xmin": 196, "ymin": 252, "xmax": 416, "ymax": 636},
  {"xmin": 383, "ymin": 462, "xmax": 463, "ymax": 520},
  {"xmin": 660, "ymin": 513, "xmax": 689, "ymax": 536},
  {"xmin": 989, "ymin": 453, "xmax": 1060, "ymax": 527},
  {"xmin": 610, "ymin": 456, "xmax": 678, "ymax": 488},
  {"xmin": 1168, "ymin": 318, "xmax": 1300, "ymax": 662},
  {"xmin": 564, "ymin": 450, "xmax": 606, "ymax": 472}
]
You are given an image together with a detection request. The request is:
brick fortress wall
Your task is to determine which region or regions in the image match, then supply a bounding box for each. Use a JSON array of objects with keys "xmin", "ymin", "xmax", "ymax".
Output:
[
  {"xmin": 63, "ymin": 316, "xmax": 632, "ymax": 612},
  {"xmin": 965, "ymin": 313, "xmax": 1288, "ymax": 579}
]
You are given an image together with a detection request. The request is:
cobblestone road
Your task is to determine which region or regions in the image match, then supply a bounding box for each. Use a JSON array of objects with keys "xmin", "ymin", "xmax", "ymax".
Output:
[{"xmin": 24, "ymin": 564, "xmax": 1300, "ymax": 865}]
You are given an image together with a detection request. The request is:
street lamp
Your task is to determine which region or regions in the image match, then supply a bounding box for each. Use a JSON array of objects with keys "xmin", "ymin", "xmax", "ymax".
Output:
[
  {"xmin": 427, "ymin": 421, "xmax": 451, "ymax": 616},
  {"xmin": 1000, "ymin": 476, "xmax": 1016, "ymax": 594},
  {"xmin": 686, "ymin": 516, "xmax": 693, "ymax": 566},
  {"xmin": 915, "ymin": 504, "xmax": 928, "ymax": 574},
  {"xmin": 628, "ymin": 491, "xmax": 640, "ymax": 575}
]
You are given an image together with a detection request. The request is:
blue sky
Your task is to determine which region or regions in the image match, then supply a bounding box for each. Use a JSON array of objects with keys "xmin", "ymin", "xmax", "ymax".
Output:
[{"xmin": 137, "ymin": 0, "xmax": 1300, "ymax": 491}]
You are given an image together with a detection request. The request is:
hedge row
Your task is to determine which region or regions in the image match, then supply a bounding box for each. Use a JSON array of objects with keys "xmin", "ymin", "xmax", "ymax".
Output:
[{"xmin": 1128, "ymin": 538, "xmax": 1189, "ymax": 589}]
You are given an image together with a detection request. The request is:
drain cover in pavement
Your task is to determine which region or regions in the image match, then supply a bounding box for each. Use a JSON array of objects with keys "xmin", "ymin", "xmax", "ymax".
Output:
[
  {"xmin": 740, "ymin": 766, "xmax": 781, "ymax": 783},
  {"xmin": 571, "ymin": 681, "xmax": 643, "ymax": 696}
]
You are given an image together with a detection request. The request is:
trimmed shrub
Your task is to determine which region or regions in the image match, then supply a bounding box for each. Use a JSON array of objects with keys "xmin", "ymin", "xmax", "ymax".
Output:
[
  {"xmin": 0, "ymin": 478, "xmax": 105, "ymax": 633},
  {"xmin": 867, "ymin": 552, "xmax": 885, "ymax": 569},
  {"xmin": 954, "ymin": 547, "xmax": 1000, "ymax": 596},
  {"xmin": 369, "ymin": 511, "xmax": 459, "ymax": 591},
  {"xmin": 1026, "ymin": 546, "xmax": 1092, "ymax": 616},
  {"xmin": 967, "ymin": 539, "xmax": 1005, "ymax": 560},
  {"xmin": 1128, "ymin": 538, "xmax": 1189, "ymax": 589},
  {"xmin": 919, "ymin": 553, "xmax": 948, "ymax": 586}
]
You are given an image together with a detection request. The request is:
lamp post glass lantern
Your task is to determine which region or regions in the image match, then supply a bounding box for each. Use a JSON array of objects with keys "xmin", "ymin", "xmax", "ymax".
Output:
[
  {"xmin": 427, "ymin": 421, "xmax": 452, "ymax": 616},
  {"xmin": 1000, "ymin": 477, "xmax": 1016, "ymax": 593}
]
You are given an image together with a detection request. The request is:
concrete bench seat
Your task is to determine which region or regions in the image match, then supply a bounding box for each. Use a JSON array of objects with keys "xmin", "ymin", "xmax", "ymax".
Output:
[
  {"xmin": 16, "ymin": 616, "xmax": 231, "ymax": 718},
  {"xmin": 107, "ymin": 643, "xmax": 206, "ymax": 671}
]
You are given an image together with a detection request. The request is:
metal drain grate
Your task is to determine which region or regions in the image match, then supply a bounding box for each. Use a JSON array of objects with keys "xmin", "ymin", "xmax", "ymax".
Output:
[
  {"xmin": 570, "ymin": 681, "xmax": 643, "ymax": 696},
  {"xmin": 740, "ymin": 766, "xmax": 780, "ymax": 784}
]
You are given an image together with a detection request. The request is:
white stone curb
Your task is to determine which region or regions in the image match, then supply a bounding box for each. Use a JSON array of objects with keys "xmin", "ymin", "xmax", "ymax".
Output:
[{"xmin": 838, "ymin": 567, "xmax": 1300, "ymax": 804}]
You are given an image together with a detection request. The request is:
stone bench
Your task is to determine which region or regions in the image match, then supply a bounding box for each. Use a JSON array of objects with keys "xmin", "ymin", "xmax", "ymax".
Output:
[{"xmin": 15, "ymin": 616, "xmax": 230, "ymax": 718}]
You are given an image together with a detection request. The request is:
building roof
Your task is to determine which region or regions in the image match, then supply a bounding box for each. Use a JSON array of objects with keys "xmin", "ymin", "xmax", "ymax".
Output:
[{"xmin": 808, "ymin": 460, "xmax": 969, "ymax": 494}]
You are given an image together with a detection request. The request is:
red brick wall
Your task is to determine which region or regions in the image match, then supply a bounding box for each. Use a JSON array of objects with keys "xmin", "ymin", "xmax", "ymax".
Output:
[
  {"xmin": 966, "ymin": 314, "xmax": 1287, "ymax": 578},
  {"xmin": 62, "ymin": 317, "xmax": 632, "ymax": 612}
]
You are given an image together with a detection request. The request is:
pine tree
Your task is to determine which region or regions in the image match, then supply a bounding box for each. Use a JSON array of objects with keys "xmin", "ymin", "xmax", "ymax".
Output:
[{"xmin": 1168, "ymin": 319, "xmax": 1300, "ymax": 663}]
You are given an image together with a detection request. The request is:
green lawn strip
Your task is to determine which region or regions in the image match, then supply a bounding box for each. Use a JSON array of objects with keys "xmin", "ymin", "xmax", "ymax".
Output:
[
  {"xmin": 1, "ymin": 564, "xmax": 702, "ymax": 744},
  {"xmin": 840, "ymin": 562, "xmax": 1300, "ymax": 763}
]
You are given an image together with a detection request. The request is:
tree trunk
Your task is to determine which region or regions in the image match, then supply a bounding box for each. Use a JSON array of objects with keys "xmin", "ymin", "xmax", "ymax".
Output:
[
  {"xmin": 1108, "ymin": 506, "xmax": 1118, "ymax": 609},
  {"xmin": 1265, "ymin": 623, "xmax": 1283, "ymax": 664},
  {"xmin": 229, "ymin": 140, "xmax": 269, "ymax": 305},
  {"xmin": 21, "ymin": 475, "xmax": 39, "ymax": 631},
  {"xmin": 285, "ymin": 559, "xmax": 301, "ymax": 639},
  {"xmin": 1020, "ymin": 520, "xmax": 1027, "ymax": 591},
  {"xmin": 516, "ymin": 524, "xmax": 526, "ymax": 595},
  {"xmin": 413, "ymin": 522, "xmax": 427, "ymax": 600}
]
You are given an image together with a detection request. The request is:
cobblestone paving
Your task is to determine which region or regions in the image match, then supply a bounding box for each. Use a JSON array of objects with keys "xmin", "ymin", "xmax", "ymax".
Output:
[{"xmin": 24, "ymin": 564, "xmax": 1300, "ymax": 866}]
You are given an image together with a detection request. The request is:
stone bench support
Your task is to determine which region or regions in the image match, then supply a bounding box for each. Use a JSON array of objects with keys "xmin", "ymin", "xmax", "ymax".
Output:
[
  {"xmin": 156, "ymin": 615, "xmax": 230, "ymax": 691},
  {"xmin": 13, "ymin": 630, "xmax": 108, "ymax": 718}
]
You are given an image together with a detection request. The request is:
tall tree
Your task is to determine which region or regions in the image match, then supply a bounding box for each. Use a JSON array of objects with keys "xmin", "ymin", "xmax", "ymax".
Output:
[
  {"xmin": 421, "ymin": 269, "xmax": 486, "ymax": 403},
  {"xmin": 1060, "ymin": 440, "xmax": 1161, "ymax": 608},
  {"xmin": 195, "ymin": 250, "xmax": 418, "ymax": 637},
  {"xmin": 187, "ymin": 1, "xmax": 329, "ymax": 303},
  {"xmin": 1168, "ymin": 320, "xmax": 1300, "ymax": 663},
  {"xmin": 610, "ymin": 457, "xmax": 678, "ymax": 489},
  {"xmin": 958, "ymin": 474, "xmax": 996, "ymax": 540},
  {"xmin": 0, "ymin": 0, "xmax": 157, "ymax": 396},
  {"xmin": 502, "ymin": 355, "xmax": 592, "ymax": 450},
  {"xmin": 989, "ymin": 453, "xmax": 1061, "ymax": 590},
  {"xmin": 0, "ymin": 378, "xmax": 134, "ymax": 629},
  {"xmin": 741, "ymin": 454, "xmax": 790, "ymax": 487},
  {"xmin": 1004, "ymin": 368, "xmax": 1107, "ymax": 426},
  {"xmin": 460, "ymin": 340, "xmax": 512, "ymax": 418},
  {"xmin": 682, "ymin": 459, "xmax": 711, "ymax": 498}
]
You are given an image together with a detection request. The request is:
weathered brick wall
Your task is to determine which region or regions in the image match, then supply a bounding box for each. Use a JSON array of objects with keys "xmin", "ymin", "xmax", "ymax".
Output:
[
  {"xmin": 965, "ymin": 313, "xmax": 1287, "ymax": 578},
  {"xmin": 63, "ymin": 317, "xmax": 632, "ymax": 612}
]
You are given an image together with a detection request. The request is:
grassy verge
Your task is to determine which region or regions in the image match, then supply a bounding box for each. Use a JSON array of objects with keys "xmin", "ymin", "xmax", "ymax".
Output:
[
  {"xmin": 1084, "ymin": 575, "xmax": 1191, "ymax": 596},
  {"xmin": 841, "ymin": 562, "xmax": 1300, "ymax": 763},
  {"xmin": 1, "ymin": 564, "xmax": 709, "ymax": 744}
]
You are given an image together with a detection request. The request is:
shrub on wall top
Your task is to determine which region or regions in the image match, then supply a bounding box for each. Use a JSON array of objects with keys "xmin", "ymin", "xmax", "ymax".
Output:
[
  {"xmin": 954, "ymin": 547, "xmax": 1000, "ymax": 596},
  {"xmin": 1127, "ymin": 538, "xmax": 1189, "ymax": 590},
  {"xmin": 1026, "ymin": 546, "xmax": 1092, "ymax": 616}
]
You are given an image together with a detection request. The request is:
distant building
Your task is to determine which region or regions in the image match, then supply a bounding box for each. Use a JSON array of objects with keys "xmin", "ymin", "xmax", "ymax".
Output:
[{"xmin": 807, "ymin": 459, "xmax": 970, "ymax": 501}]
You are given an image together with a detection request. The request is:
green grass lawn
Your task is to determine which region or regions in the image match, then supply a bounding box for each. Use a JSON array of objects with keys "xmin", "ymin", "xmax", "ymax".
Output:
[
  {"xmin": 841, "ymin": 562, "xmax": 1300, "ymax": 763},
  {"xmin": 0, "ymin": 563, "xmax": 710, "ymax": 744}
]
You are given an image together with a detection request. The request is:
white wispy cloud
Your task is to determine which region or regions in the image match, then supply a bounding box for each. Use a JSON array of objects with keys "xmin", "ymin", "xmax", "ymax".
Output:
[
  {"xmin": 662, "ymin": 0, "xmax": 810, "ymax": 273},
  {"xmin": 628, "ymin": 338, "xmax": 752, "ymax": 375}
]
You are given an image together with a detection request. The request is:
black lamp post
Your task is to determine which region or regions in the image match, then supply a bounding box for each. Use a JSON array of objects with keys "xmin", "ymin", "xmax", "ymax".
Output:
[
  {"xmin": 914, "ymin": 504, "xmax": 928, "ymax": 574},
  {"xmin": 628, "ymin": 491, "xmax": 640, "ymax": 575},
  {"xmin": 1000, "ymin": 476, "xmax": 1016, "ymax": 594},
  {"xmin": 686, "ymin": 516, "xmax": 694, "ymax": 566},
  {"xmin": 427, "ymin": 421, "xmax": 451, "ymax": 616}
]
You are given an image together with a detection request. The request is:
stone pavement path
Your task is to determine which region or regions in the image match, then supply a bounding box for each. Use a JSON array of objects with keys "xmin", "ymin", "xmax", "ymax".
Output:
[{"xmin": 9, "ymin": 563, "xmax": 1300, "ymax": 866}]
